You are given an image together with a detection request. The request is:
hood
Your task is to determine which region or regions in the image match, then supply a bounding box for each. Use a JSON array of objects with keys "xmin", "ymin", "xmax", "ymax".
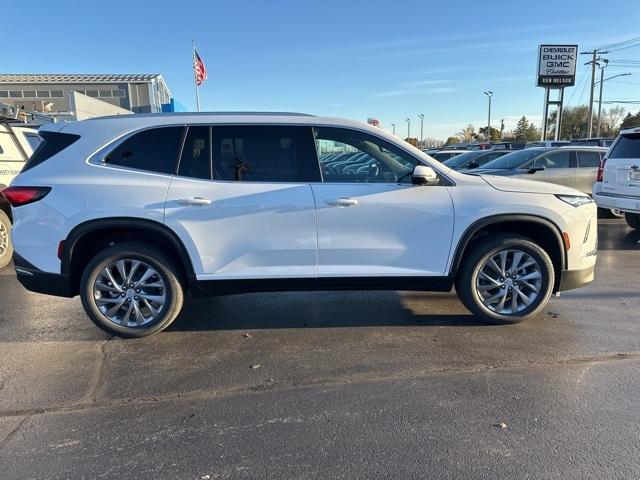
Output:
[
  {"xmin": 463, "ymin": 168, "xmax": 518, "ymax": 176},
  {"xmin": 480, "ymin": 174, "xmax": 582, "ymax": 195}
]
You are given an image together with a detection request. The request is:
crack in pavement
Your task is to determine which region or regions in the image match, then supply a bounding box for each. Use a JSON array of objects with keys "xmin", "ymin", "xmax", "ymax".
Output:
[
  {"xmin": 0, "ymin": 351, "xmax": 637, "ymax": 423},
  {"xmin": 82, "ymin": 338, "xmax": 112, "ymax": 406},
  {"xmin": 0, "ymin": 413, "xmax": 34, "ymax": 450}
]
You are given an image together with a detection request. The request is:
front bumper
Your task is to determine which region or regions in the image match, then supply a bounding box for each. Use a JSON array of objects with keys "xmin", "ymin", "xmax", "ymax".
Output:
[
  {"xmin": 13, "ymin": 252, "xmax": 74, "ymax": 298},
  {"xmin": 557, "ymin": 264, "xmax": 595, "ymax": 292}
]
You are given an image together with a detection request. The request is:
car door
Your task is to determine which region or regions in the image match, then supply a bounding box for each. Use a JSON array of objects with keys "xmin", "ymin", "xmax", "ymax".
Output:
[
  {"xmin": 525, "ymin": 149, "xmax": 575, "ymax": 188},
  {"xmin": 164, "ymin": 124, "xmax": 321, "ymax": 280},
  {"xmin": 575, "ymin": 150, "xmax": 602, "ymax": 195},
  {"xmin": 310, "ymin": 126, "xmax": 454, "ymax": 277}
]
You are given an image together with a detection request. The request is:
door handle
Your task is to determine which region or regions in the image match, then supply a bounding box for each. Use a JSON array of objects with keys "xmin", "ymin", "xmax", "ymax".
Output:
[
  {"xmin": 325, "ymin": 197, "xmax": 358, "ymax": 207},
  {"xmin": 177, "ymin": 197, "xmax": 211, "ymax": 206}
]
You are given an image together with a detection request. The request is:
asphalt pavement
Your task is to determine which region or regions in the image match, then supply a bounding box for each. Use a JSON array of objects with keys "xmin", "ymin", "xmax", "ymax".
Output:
[{"xmin": 0, "ymin": 219, "xmax": 639, "ymax": 479}]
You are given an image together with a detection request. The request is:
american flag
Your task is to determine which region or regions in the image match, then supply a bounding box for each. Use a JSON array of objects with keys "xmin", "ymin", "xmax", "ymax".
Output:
[{"xmin": 194, "ymin": 50, "xmax": 207, "ymax": 86}]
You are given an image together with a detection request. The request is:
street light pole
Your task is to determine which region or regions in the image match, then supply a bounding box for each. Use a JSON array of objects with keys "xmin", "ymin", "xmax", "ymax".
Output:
[
  {"xmin": 484, "ymin": 91, "xmax": 493, "ymax": 142},
  {"xmin": 595, "ymin": 70, "xmax": 632, "ymax": 137},
  {"xmin": 596, "ymin": 60, "xmax": 608, "ymax": 138},
  {"xmin": 405, "ymin": 118, "xmax": 411, "ymax": 140},
  {"xmin": 418, "ymin": 113, "xmax": 424, "ymax": 148},
  {"xmin": 390, "ymin": 123, "xmax": 396, "ymax": 135}
]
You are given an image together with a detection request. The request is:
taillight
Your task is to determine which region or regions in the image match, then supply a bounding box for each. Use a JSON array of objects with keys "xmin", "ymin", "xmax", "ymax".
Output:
[
  {"xmin": 1, "ymin": 186, "xmax": 51, "ymax": 207},
  {"xmin": 596, "ymin": 157, "xmax": 607, "ymax": 182}
]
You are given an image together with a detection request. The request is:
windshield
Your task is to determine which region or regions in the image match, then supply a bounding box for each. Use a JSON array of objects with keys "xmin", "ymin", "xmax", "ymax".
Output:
[
  {"xmin": 480, "ymin": 148, "xmax": 553, "ymax": 169},
  {"xmin": 443, "ymin": 151, "xmax": 484, "ymax": 167}
]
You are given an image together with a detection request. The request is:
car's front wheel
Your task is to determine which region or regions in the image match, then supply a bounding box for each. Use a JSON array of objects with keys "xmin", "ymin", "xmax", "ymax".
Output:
[
  {"xmin": 80, "ymin": 242, "xmax": 185, "ymax": 337},
  {"xmin": 456, "ymin": 234, "xmax": 555, "ymax": 324},
  {"xmin": 0, "ymin": 210, "xmax": 13, "ymax": 269},
  {"xmin": 625, "ymin": 213, "xmax": 640, "ymax": 230}
]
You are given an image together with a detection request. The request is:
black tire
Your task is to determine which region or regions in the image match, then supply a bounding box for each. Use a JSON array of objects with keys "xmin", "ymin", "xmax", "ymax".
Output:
[
  {"xmin": 625, "ymin": 213, "xmax": 640, "ymax": 230},
  {"xmin": 0, "ymin": 210, "xmax": 13, "ymax": 270},
  {"xmin": 455, "ymin": 234, "xmax": 555, "ymax": 325},
  {"xmin": 80, "ymin": 242, "xmax": 185, "ymax": 337}
]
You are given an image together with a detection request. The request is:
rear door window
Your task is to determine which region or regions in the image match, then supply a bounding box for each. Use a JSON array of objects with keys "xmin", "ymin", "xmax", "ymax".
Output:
[
  {"xmin": 577, "ymin": 151, "xmax": 601, "ymax": 168},
  {"xmin": 105, "ymin": 127, "xmax": 184, "ymax": 175},
  {"xmin": 178, "ymin": 126, "xmax": 211, "ymax": 180},
  {"xmin": 211, "ymin": 126, "xmax": 320, "ymax": 182},
  {"xmin": 609, "ymin": 134, "xmax": 640, "ymax": 159}
]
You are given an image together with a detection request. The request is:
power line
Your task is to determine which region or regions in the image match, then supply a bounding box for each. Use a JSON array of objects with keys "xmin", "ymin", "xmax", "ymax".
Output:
[
  {"xmin": 567, "ymin": 65, "xmax": 589, "ymax": 105},
  {"xmin": 596, "ymin": 35, "xmax": 640, "ymax": 51},
  {"xmin": 610, "ymin": 42, "xmax": 640, "ymax": 53}
]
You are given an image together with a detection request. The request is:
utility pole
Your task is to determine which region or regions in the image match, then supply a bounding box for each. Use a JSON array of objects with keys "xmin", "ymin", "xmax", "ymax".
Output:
[
  {"xmin": 582, "ymin": 48, "xmax": 609, "ymax": 138},
  {"xmin": 390, "ymin": 123, "xmax": 396, "ymax": 135},
  {"xmin": 405, "ymin": 118, "xmax": 411, "ymax": 140},
  {"xmin": 500, "ymin": 119, "xmax": 504, "ymax": 141},
  {"xmin": 418, "ymin": 113, "xmax": 424, "ymax": 148},
  {"xmin": 484, "ymin": 91, "xmax": 493, "ymax": 142}
]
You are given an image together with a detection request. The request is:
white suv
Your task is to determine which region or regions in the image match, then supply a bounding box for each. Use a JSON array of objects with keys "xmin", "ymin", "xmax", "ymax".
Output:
[
  {"xmin": 4, "ymin": 113, "xmax": 597, "ymax": 337},
  {"xmin": 593, "ymin": 127, "xmax": 640, "ymax": 230}
]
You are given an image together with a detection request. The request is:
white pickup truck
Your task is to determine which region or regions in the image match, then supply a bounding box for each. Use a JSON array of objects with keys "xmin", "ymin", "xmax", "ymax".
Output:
[{"xmin": 0, "ymin": 119, "xmax": 41, "ymax": 268}]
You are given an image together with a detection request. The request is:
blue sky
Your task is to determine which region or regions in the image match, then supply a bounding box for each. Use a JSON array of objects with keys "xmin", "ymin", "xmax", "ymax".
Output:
[{"xmin": 3, "ymin": 0, "xmax": 639, "ymax": 139}]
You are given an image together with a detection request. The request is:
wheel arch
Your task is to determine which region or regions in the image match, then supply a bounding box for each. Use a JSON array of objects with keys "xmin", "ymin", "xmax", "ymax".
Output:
[
  {"xmin": 62, "ymin": 217, "xmax": 196, "ymax": 295},
  {"xmin": 450, "ymin": 214, "xmax": 567, "ymax": 291}
]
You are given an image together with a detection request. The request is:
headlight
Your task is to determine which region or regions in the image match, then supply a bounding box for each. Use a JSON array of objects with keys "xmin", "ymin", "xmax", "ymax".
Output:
[{"xmin": 555, "ymin": 194, "xmax": 594, "ymax": 207}]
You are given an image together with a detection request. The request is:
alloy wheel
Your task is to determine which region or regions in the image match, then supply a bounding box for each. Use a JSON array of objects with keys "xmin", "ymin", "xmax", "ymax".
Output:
[
  {"xmin": 0, "ymin": 221, "xmax": 8, "ymax": 259},
  {"xmin": 93, "ymin": 259, "xmax": 166, "ymax": 327},
  {"xmin": 475, "ymin": 249, "xmax": 543, "ymax": 315}
]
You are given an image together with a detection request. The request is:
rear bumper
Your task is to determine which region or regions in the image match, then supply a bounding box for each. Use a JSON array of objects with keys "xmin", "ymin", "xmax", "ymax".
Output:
[
  {"xmin": 13, "ymin": 252, "xmax": 74, "ymax": 298},
  {"xmin": 593, "ymin": 190, "xmax": 640, "ymax": 214},
  {"xmin": 557, "ymin": 264, "xmax": 595, "ymax": 292}
]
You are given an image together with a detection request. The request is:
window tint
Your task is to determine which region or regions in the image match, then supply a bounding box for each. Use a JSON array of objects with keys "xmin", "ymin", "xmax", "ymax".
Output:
[
  {"xmin": 577, "ymin": 151, "xmax": 601, "ymax": 168},
  {"xmin": 610, "ymin": 134, "xmax": 640, "ymax": 159},
  {"xmin": 315, "ymin": 127, "xmax": 422, "ymax": 183},
  {"xmin": 23, "ymin": 133, "xmax": 42, "ymax": 152},
  {"xmin": 178, "ymin": 126, "xmax": 211, "ymax": 180},
  {"xmin": 531, "ymin": 150, "xmax": 571, "ymax": 169},
  {"xmin": 212, "ymin": 126, "xmax": 319, "ymax": 182},
  {"xmin": 105, "ymin": 127, "xmax": 183, "ymax": 175},
  {"xmin": 22, "ymin": 131, "xmax": 81, "ymax": 172}
]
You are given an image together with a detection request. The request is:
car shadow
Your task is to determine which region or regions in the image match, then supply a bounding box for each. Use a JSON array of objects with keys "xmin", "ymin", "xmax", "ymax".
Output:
[{"xmin": 167, "ymin": 290, "xmax": 479, "ymax": 332}]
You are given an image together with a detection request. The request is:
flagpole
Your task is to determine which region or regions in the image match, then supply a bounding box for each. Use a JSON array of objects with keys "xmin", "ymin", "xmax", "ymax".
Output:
[{"xmin": 192, "ymin": 40, "xmax": 200, "ymax": 112}]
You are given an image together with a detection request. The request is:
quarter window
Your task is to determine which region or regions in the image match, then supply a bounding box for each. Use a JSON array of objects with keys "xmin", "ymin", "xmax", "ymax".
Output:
[
  {"xmin": 577, "ymin": 151, "xmax": 601, "ymax": 168},
  {"xmin": 105, "ymin": 127, "xmax": 183, "ymax": 175},
  {"xmin": 211, "ymin": 126, "xmax": 320, "ymax": 182},
  {"xmin": 178, "ymin": 126, "xmax": 211, "ymax": 180},
  {"xmin": 315, "ymin": 127, "xmax": 422, "ymax": 183}
]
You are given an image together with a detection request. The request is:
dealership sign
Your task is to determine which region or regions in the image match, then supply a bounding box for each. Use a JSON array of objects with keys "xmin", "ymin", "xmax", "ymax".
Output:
[{"xmin": 537, "ymin": 44, "xmax": 578, "ymax": 87}]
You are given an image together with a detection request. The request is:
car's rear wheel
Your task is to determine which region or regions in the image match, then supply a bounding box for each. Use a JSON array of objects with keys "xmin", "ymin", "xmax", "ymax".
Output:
[
  {"xmin": 456, "ymin": 234, "xmax": 554, "ymax": 324},
  {"xmin": 0, "ymin": 210, "xmax": 13, "ymax": 269},
  {"xmin": 625, "ymin": 213, "xmax": 640, "ymax": 230},
  {"xmin": 80, "ymin": 242, "xmax": 184, "ymax": 337}
]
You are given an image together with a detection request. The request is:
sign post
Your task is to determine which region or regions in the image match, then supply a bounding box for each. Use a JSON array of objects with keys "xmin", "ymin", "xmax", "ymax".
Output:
[{"xmin": 537, "ymin": 44, "xmax": 577, "ymax": 141}]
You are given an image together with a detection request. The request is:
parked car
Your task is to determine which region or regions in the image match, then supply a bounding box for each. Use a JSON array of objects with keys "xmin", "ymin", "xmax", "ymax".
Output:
[
  {"xmin": 443, "ymin": 149, "xmax": 513, "ymax": 170},
  {"xmin": 5, "ymin": 113, "xmax": 597, "ymax": 337},
  {"xmin": 593, "ymin": 127, "xmax": 640, "ymax": 230},
  {"xmin": 492, "ymin": 142, "xmax": 526, "ymax": 150},
  {"xmin": 570, "ymin": 138, "xmax": 615, "ymax": 148},
  {"xmin": 525, "ymin": 141, "xmax": 570, "ymax": 148},
  {"xmin": 0, "ymin": 118, "xmax": 41, "ymax": 268},
  {"xmin": 430, "ymin": 150, "xmax": 467, "ymax": 162},
  {"xmin": 470, "ymin": 147, "xmax": 607, "ymax": 195}
]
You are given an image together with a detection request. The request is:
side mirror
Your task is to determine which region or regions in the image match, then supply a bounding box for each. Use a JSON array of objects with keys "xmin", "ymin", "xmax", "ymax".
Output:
[
  {"xmin": 467, "ymin": 162, "xmax": 479, "ymax": 169},
  {"xmin": 412, "ymin": 165, "xmax": 439, "ymax": 186},
  {"xmin": 527, "ymin": 165, "xmax": 545, "ymax": 174}
]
